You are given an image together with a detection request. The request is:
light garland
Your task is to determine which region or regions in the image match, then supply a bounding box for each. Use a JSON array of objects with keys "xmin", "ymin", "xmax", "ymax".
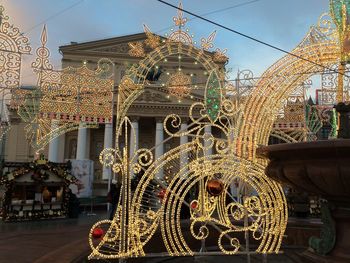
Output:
[
  {"xmin": 0, "ymin": 5, "xmax": 31, "ymax": 140},
  {"xmin": 167, "ymin": 71, "xmax": 191, "ymax": 99},
  {"xmin": 236, "ymin": 12, "xmax": 341, "ymax": 160},
  {"xmin": 89, "ymin": 1, "xmax": 287, "ymax": 260},
  {"xmin": 17, "ymin": 26, "xmax": 114, "ymax": 151}
]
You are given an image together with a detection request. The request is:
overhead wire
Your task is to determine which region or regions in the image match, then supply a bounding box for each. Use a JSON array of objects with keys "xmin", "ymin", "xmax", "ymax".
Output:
[
  {"xmin": 23, "ymin": 0, "xmax": 85, "ymax": 34},
  {"xmin": 153, "ymin": 0, "xmax": 263, "ymax": 34},
  {"xmin": 3, "ymin": 67, "xmax": 349, "ymax": 101},
  {"xmin": 156, "ymin": 0, "xmax": 349, "ymax": 78},
  {"xmin": 3, "ymin": 0, "xmax": 345, "ymax": 99}
]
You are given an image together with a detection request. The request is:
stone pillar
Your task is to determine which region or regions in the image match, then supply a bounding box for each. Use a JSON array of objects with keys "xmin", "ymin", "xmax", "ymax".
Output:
[
  {"xmin": 76, "ymin": 123, "xmax": 88, "ymax": 160},
  {"xmin": 48, "ymin": 120, "xmax": 59, "ymax": 162},
  {"xmin": 102, "ymin": 123, "xmax": 113, "ymax": 180},
  {"xmin": 155, "ymin": 118, "xmax": 164, "ymax": 179},
  {"xmin": 129, "ymin": 117, "xmax": 139, "ymax": 159},
  {"xmin": 57, "ymin": 133, "xmax": 66, "ymax": 162},
  {"xmin": 180, "ymin": 121, "xmax": 188, "ymax": 170},
  {"xmin": 204, "ymin": 125, "xmax": 213, "ymax": 156}
]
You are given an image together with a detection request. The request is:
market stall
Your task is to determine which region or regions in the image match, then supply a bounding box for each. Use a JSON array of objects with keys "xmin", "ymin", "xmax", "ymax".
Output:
[{"xmin": 0, "ymin": 159, "xmax": 76, "ymax": 221}]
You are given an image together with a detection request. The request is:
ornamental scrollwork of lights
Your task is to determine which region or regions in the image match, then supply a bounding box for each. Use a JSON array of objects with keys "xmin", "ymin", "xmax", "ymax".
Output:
[
  {"xmin": 236, "ymin": 0, "xmax": 350, "ymax": 160},
  {"xmin": 0, "ymin": 5, "xmax": 31, "ymax": 140},
  {"xmin": 89, "ymin": 2, "xmax": 287, "ymax": 260},
  {"xmin": 167, "ymin": 71, "xmax": 191, "ymax": 99},
  {"xmin": 17, "ymin": 25, "xmax": 115, "ymax": 151}
]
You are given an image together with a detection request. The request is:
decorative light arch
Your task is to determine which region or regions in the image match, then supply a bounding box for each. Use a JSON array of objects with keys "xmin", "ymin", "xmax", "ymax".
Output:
[
  {"xmin": 90, "ymin": 2, "xmax": 287, "ymax": 260},
  {"xmin": 236, "ymin": 22, "xmax": 340, "ymax": 159}
]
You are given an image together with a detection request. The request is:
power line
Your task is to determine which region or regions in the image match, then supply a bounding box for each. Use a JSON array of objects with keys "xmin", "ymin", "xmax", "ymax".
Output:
[
  {"xmin": 4, "ymin": 67, "xmax": 350, "ymax": 102},
  {"xmin": 156, "ymin": 0, "xmax": 348, "ymax": 78},
  {"xmin": 197, "ymin": 0, "xmax": 262, "ymax": 17},
  {"xmin": 24, "ymin": 0, "xmax": 85, "ymax": 34},
  {"xmin": 19, "ymin": 0, "xmax": 262, "ymax": 83},
  {"xmin": 154, "ymin": 0, "xmax": 263, "ymax": 34}
]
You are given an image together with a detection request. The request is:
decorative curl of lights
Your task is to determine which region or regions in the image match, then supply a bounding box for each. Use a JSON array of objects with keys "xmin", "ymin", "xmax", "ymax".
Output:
[
  {"xmin": 167, "ymin": 71, "xmax": 191, "ymax": 99},
  {"xmin": 89, "ymin": 2, "xmax": 287, "ymax": 260},
  {"xmin": 17, "ymin": 26, "xmax": 114, "ymax": 151},
  {"xmin": 0, "ymin": 5, "xmax": 31, "ymax": 140}
]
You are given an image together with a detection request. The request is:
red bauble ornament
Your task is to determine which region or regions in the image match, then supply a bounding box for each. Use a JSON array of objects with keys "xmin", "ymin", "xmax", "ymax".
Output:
[
  {"xmin": 92, "ymin": 227, "xmax": 104, "ymax": 239},
  {"xmin": 206, "ymin": 179, "xmax": 224, "ymax": 196},
  {"xmin": 190, "ymin": 201, "xmax": 198, "ymax": 209},
  {"xmin": 157, "ymin": 189, "xmax": 167, "ymax": 200}
]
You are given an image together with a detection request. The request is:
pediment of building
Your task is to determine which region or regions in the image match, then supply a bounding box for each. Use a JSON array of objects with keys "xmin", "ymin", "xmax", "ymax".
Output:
[
  {"xmin": 133, "ymin": 86, "xmax": 202, "ymax": 107},
  {"xmin": 59, "ymin": 33, "xmax": 148, "ymax": 56}
]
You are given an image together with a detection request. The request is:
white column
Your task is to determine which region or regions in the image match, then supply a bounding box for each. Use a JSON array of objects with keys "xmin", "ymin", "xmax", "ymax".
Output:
[
  {"xmin": 102, "ymin": 123, "xmax": 113, "ymax": 180},
  {"xmin": 76, "ymin": 123, "xmax": 88, "ymax": 160},
  {"xmin": 48, "ymin": 120, "xmax": 59, "ymax": 162},
  {"xmin": 204, "ymin": 125, "xmax": 213, "ymax": 156},
  {"xmin": 129, "ymin": 118, "xmax": 139, "ymax": 159},
  {"xmin": 180, "ymin": 122, "xmax": 188, "ymax": 169},
  {"xmin": 155, "ymin": 118, "xmax": 164, "ymax": 179},
  {"xmin": 57, "ymin": 133, "xmax": 65, "ymax": 162}
]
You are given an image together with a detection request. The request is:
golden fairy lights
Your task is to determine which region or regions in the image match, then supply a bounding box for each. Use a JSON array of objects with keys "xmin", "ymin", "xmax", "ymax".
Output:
[
  {"xmin": 89, "ymin": 1, "xmax": 287, "ymax": 260},
  {"xmin": 0, "ymin": 5, "xmax": 31, "ymax": 89},
  {"xmin": 236, "ymin": 12, "xmax": 341, "ymax": 159},
  {"xmin": 167, "ymin": 71, "xmax": 191, "ymax": 99},
  {"xmin": 17, "ymin": 25, "xmax": 114, "ymax": 151},
  {"xmin": 0, "ymin": 5, "xmax": 31, "ymax": 140}
]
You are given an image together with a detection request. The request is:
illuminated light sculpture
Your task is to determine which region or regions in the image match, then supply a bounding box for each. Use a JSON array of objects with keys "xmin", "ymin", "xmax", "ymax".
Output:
[
  {"xmin": 284, "ymin": 0, "xmax": 350, "ymax": 140},
  {"xmin": 236, "ymin": 10, "xmax": 343, "ymax": 160},
  {"xmin": 167, "ymin": 71, "xmax": 191, "ymax": 99},
  {"xmin": 0, "ymin": 5, "xmax": 31, "ymax": 140},
  {"xmin": 89, "ymin": 2, "xmax": 287, "ymax": 260},
  {"xmin": 271, "ymin": 82, "xmax": 323, "ymax": 143},
  {"xmin": 18, "ymin": 26, "xmax": 114, "ymax": 151},
  {"xmin": 165, "ymin": 2, "xmax": 194, "ymax": 45},
  {"xmin": 0, "ymin": 5, "xmax": 31, "ymax": 88}
]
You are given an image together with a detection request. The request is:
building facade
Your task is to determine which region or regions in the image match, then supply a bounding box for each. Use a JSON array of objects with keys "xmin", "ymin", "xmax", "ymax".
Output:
[{"xmin": 4, "ymin": 33, "xmax": 225, "ymax": 193}]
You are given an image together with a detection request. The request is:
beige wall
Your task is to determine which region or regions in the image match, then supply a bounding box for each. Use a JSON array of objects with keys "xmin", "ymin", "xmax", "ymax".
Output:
[{"xmin": 4, "ymin": 117, "xmax": 48, "ymax": 162}]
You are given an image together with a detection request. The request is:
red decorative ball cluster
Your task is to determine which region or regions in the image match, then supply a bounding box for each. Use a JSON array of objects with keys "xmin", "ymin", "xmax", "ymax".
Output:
[
  {"xmin": 190, "ymin": 200, "xmax": 198, "ymax": 209},
  {"xmin": 206, "ymin": 179, "xmax": 224, "ymax": 196},
  {"xmin": 92, "ymin": 227, "xmax": 104, "ymax": 239},
  {"xmin": 157, "ymin": 189, "xmax": 167, "ymax": 200}
]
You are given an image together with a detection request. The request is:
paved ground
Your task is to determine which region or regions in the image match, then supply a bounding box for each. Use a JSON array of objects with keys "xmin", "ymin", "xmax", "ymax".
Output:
[
  {"xmin": 0, "ymin": 211, "xmax": 107, "ymax": 263},
  {"xmin": 0, "ymin": 212, "xmax": 303, "ymax": 263},
  {"xmin": 86, "ymin": 253, "xmax": 301, "ymax": 263}
]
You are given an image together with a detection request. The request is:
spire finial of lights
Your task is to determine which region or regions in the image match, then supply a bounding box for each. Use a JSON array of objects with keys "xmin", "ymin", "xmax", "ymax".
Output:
[{"xmin": 173, "ymin": 2, "xmax": 187, "ymax": 27}]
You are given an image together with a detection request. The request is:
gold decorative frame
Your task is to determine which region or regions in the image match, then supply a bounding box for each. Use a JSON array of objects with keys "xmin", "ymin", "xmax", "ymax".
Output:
[
  {"xmin": 0, "ymin": 5, "xmax": 31, "ymax": 140},
  {"xmin": 89, "ymin": 2, "xmax": 287, "ymax": 259},
  {"xmin": 18, "ymin": 26, "xmax": 114, "ymax": 151}
]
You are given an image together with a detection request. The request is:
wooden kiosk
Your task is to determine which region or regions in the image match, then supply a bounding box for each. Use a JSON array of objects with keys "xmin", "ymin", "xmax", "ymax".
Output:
[{"xmin": 0, "ymin": 158, "xmax": 76, "ymax": 221}]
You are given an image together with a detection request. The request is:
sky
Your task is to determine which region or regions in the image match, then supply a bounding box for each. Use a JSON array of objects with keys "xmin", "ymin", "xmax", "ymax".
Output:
[{"xmin": 0, "ymin": 0, "xmax": 329, "ymax": 86}]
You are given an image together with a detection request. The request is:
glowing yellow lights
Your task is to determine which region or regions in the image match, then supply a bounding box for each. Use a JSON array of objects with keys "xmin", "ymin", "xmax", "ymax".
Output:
[
  {"xmin": 17, "ymin": 25, "xmax": 114, "ymax": 151},
  {"xmin": 167, "ymin": 71, "xmax": 191, "ymax": 99},
  {"xmin": 0, "ymin": 5, "xmax": 31, "ymax": 140},
  {"xmin": 236, "ymin": 12, "xmax": 341, "ymax": 159},
  {"xmin": 0, "ymin": 5, "xmax": 31, "ymax": 89},
  {"xmin": 88, "ymin": 1, "xmax": 287, "ymax": 260}
]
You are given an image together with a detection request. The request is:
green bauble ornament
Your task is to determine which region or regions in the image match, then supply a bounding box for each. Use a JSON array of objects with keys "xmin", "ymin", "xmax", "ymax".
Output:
[{"xmin": 205, "ymin": 70, "xmax": 221, "ymax": 122}]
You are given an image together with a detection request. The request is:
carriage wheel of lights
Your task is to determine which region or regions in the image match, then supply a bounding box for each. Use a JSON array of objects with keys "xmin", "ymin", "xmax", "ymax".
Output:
[
  {"xmin": 236, "ymin": 5, "xmax": 350, "ymax": 160},
  {"xmin": 89, "ymin": 2, "xmax": 287, "ymax": 260},
  {"xmin": 0, "ymin": 5, "xmax": 31, "ymax": 140},
  {"xmin": 17, "ymin": 25, "xmax": 114, "ymax": 151}
]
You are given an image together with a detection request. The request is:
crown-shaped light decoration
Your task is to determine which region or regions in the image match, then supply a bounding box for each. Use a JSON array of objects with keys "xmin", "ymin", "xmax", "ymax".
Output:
[{"xmin": 128, "ymin": 1, "xmax": 228, "ymax": 63}]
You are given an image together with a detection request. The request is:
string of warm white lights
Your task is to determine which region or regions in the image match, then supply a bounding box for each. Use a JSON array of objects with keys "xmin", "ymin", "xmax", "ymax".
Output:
[
  {"xmin": 89, "ymin": 2, "xmax": 287, "ymax": 259},
  {"xmin": 0, "ymin": 5, "xmax": 31, "ymax": 140},
  {"xmin": 17, "ymin": 25, "xmax": 115, "ymax": 151}
]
